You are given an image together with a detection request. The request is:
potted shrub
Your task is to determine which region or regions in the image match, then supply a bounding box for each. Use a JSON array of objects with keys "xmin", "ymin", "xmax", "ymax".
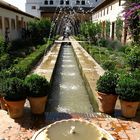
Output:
[
  {"xmin": 0, "ymin": 79, "xmax": 7, "ymax": 110},
  {"xmin": 96, "ymin": 71, "xmax": 118, "ymax": 114},
  {"xmin": 116, "ymin": 73, "xmax": 140, "ymax": 118},
  {"xmin": 2, "ymin": 77, "xmax": 27, "ymax": 118},
  {"xmin": 25, "ymin": 74, "xmax": 50, "ymax": 114},
  {"xmin": 132, "ymin": 69, "xmax": 140, "ymax": 110}
]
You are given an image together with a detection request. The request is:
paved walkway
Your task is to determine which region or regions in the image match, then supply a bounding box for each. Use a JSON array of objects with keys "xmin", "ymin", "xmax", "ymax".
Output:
[{"xmin": 0, "ymin": 107, "xmax": 140, "ymax": 140}]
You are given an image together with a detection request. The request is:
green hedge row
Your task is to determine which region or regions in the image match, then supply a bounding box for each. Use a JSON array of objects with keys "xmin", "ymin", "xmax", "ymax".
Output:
[
  {"xmin": 80, "ymin": 42, "xmax": 127, "ymax": 71},
  {"xmin": 0, "ymin": 41, "xmax": 52, "ymax": 79}
]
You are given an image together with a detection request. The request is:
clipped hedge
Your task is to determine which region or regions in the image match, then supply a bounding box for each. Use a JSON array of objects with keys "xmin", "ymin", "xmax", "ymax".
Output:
[
  {"xmin": 0, "ymin": 54, "xmax": 12, "ymax": 70},
  {"xmin": 80, "ymin": 42, "xmax": 127, "ymax": 71},
  {"xmin": 0, "ymin": 42, "xmax": 52, "ymax": 79}
]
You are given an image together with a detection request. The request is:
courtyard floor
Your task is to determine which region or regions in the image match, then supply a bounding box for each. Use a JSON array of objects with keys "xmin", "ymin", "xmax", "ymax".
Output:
[{"xmin": 0, "ymin": 104, "xmax": 140, "ymax": 140}]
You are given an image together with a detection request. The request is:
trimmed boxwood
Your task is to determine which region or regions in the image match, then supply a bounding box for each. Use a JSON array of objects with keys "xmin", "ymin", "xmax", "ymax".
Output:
[
  {"xmin": 115, "ymin": 73, "xmax": 140, "ymax": 102},
  {"xmin": 2, "ymin": 77, "xmax": 27, "ymax": 101},
  {"xmin": 25, "ymin": 74, "xmax": 50, "ymax": 97},
  {"xmin": 97, "ymin": 71, "xmax": 118, "ymax": 94}
]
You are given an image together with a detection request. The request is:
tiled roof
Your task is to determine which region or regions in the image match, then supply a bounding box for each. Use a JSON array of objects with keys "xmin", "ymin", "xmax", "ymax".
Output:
[{"xmin": 0, "ymin": 0, "xmax": 39, "ymax": 19}]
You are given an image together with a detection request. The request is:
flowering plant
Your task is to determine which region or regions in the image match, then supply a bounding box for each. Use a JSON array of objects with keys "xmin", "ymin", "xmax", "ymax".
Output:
[{"xmin": 124, "ymin": 2, "xmax": 140, "ymax": 44}]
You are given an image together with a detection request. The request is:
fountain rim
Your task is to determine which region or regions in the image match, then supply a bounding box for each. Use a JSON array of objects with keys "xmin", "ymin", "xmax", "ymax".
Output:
[{"xmin": 31, "ymin": 119, "xmax": 114, "ymax": 140}]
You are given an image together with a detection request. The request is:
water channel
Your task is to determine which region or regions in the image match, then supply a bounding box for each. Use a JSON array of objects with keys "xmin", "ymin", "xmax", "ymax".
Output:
[{"xmin": 47, "ymin": 41, "xmax": 93, "ymax": 113}]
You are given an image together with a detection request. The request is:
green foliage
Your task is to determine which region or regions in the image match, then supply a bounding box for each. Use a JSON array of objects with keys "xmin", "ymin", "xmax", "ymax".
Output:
[
  {"xmin": 9, "ymin": 43, "xmax": 51, "ymax": 78},
  {"xmin": 25, "ymin": 74, "xmax": 50, "ymax": 97},
  {"xmin": 105, "ymin": 21, "xmax": 110, "ymax": 38},
  {"xmin": 80, "ymin": 22, "xmax": 102, "ymax": 44},
  {"xmin": 28, "ymin": 18, "xmax": 51, "ymax": 45},
  {"xmin": 116, "ymin": 73, "xmax": 140, "ymax": 101},
  {"xmin": 0, "ymin": 54, "xmax": 11, "ymax": 70},
  {"xmin": 126, "ymin": 45, "xmax": 140, "ymax": 70},
  {"xmin": 98, "ymin": 38, "xmax": 109, "ymax": 47},
  {"xmin": 97, "ymin": 71, "xmax": 118, "ymax": 94},
  {"xmin": 116, "ymin": 18, "xmax": 123, "ymax": 41},
  {"xmin": 0, "ymin": 35, "xmax": 6, "ymax": 55},
  {"xmin": 131, "ymin": 69, "xmax": 140, "ymax": 81},
  {"xmin": 8, "ymin": 39, "xmax": 32, "ymax": 53},
  {"xmin": 102, "ymin": 60, "xmax": 116, "ymax": 71},
  {"xmin": 80, "ymin": 42, "xmax": 127, "ymax": 71},
  {"xmin": 0, "ymin": 42, "xmax": 52, "ymax": 79},
  {"xmin": 2, "ymin": 77, "xmax": 27, "ymax": 101},
  {"xmin": 124, "ymin": 2, "xmax": 140, "ymax": 44},
  {"xmin": 107, "ymin": 40, "xmax": 122, "ymax": 50}
]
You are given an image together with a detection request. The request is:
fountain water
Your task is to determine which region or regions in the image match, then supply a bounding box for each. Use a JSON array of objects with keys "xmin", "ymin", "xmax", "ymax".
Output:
[
  {"xmin": 31, "ymin": 119, "xmax": 114, "ymax": 140},
  {"xmin": 47, "ymin": 41, "xmax": 93, "ymax": 113}
]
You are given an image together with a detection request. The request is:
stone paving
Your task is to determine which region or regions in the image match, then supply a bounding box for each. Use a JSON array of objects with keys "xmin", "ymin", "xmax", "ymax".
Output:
[{"xmin": 0, "ymin": 106, "xmax": 140, "ymax": 140}]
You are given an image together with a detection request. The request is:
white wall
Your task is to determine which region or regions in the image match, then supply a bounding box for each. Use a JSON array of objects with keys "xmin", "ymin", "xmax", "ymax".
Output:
[
  {"xmin": 92, "ymin": 0, "xmax": 126, "ymax": 42},
  {"xmin": 0, "ymin": 7, "xmax": 35, "ymax": 41},
  {"xmin": 92, "ymin": 0, "xmax": 125, "ymax": 22}
]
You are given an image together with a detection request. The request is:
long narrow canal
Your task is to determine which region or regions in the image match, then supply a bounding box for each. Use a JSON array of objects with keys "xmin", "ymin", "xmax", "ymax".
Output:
[{"xmin": 47, "ymin": 42, "xmax": 93, "ymax": 113}]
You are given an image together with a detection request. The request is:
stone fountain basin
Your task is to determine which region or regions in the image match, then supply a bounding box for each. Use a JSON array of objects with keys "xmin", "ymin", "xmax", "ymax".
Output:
[{"xmin": 31, "ymin": 119, "xmax": 114, "ymax": 140}]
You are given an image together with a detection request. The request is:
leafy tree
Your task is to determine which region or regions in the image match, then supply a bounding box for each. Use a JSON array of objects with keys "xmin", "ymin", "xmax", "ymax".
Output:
[
  {"xmin": 105, "ymin": 21, "xmax": 110, "ymax": 39},
  {"xmin": 116, "ymin": 18, "xmax": 123, "ymax": 41},
  {"xmin": 80, "ymin": 22, "xmax": 102, "ymax": 44},
  {"xmin": 28, "ymin": 18, "xmax": 51, "ymax": 45}
]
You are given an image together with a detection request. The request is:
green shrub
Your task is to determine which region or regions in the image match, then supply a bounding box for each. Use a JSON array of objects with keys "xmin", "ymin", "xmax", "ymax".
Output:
[
  {"xmin": 126, "ymin": 45, "xmax": 140, "ymax": 71},
  {"xmin": 116, "ymin": 18, "xmax": 123, "ymax": 41},
  {"xmin": 25, "ymin": 74, "xmax": 50, "ymax": 97},
  {"xmin": 7, "ymin": 39, "xmax": 33, "ymax": 53},
  {"xmin": 0, "ymin": 35, "xmax": 6, "ymax": 54},
  {"xmin": 102, "ymin": 60, "xmax": 116, "ymax": 71},
  {"xmin": 116, "ymin": 73, "xmax": 140, "ymax": 101},
  {"xmin": 28, "ymin": 18, "xmax": 51, "ymax": 45},
  {"xmin": 0, "ymin": 42, "xmax": 52, "ymax": 79},
  {"xmin": 108, "ymin": 40, "xmax": 122, "ymax": 50},
  {"xmin": 131, "ymin": 69, "xmax": 140, "ymax": 81},
  {"xmin": 98, "ymin": 38, "xmax": 109, "ymax": 47},
  {"xmin": 0, "ymin": 54, "xmax": 12, "ymax": 70},
  {"xmin": 97, "ymin": 71, "xmax": 118, "ymax": 94},
  {"xmin": 2, "ymin": 77, "xmax": 27, "ymax": 101}
]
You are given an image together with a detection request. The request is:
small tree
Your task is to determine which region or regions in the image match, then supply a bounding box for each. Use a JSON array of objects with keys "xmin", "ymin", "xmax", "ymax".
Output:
[
  {"xmin": 28, "ymin": 18, "xmax": 51, "ymax": 45},
  {"xmin": 80, "ymin": 22, "xmax": 102, "ymax": 44},
  {"xmin": 116, "ymin": 18, "xmax": 123, "ymax": 41},
  {"xmin": 126, "ymin": 45, "xmax": 140, "ymax": 71},
  {"xmin": 105, "ymin": 21, "xmax": 110, "ymax": 39}
]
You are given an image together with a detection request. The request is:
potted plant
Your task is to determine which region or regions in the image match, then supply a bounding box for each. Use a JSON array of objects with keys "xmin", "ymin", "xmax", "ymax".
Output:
[
  {"xmin": 0, "ymin": 79, "xmax": 7, "ymax": 110},
  {"xmin": 116, "ymin": 73, "xmax": 140, "ymax": 118},
  {"xmin": 25, "ymin": 74, "xmax": 50, "ymax": 114},
  {"xmin": 132, "ymin": 69, "xmax": 140, "ymax": 110},
  {"xmin": 96, "ymin": 71, "xmax": 118, "ymax": 114},
  {"xmin": 2, "ymin": 77, "xmax": 27, "ymax": 118}
]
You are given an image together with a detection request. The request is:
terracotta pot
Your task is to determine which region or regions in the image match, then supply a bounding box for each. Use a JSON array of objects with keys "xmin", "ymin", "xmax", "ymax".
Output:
[
  {"xmin": 98, "ymin": 92, "xmax": 118, "ymax": 114},
  {"xmin": 4, "ymin": 99, "xmax": 25, "ymax": 118},
  {"xmin": 28, "ymin": 96, "xmax": 47, "ymax": 114},
  {"xmin": 0, "ymin": 97, "xmax": 7, "ymax": 110},
  {"xmin": 120, "ymin": 99, "xmax": 139, "ymax": 118},
  {"xmin": 137, "ymin": 102, "xmax": 140, "ymax": 110}
]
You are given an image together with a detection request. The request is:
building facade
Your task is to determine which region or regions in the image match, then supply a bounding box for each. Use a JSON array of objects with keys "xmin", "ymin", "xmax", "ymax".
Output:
[
  {"xmin": 26, "ymin": 0, "xmax": 103, "ymax": 18},
  {"xmin": 0, "ymin": 0, "xmax": 37, "ymax": 41},
  {"xmin": 26, "ymin": 0, "xmax": 103, "ymax": 35},
  {"xmin": 92, "ymin": 0, "xmax": 128, "ymax": 44}
]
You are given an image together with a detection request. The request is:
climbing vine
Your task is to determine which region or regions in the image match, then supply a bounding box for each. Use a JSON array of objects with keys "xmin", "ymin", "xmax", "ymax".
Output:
[
  {"xmin": 116, "ymin": 18, "xmax": 123, "ymax": 41},
  {"xmin": 105, "ymin": 21, "xmax": 110, "ymax": 39}
]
